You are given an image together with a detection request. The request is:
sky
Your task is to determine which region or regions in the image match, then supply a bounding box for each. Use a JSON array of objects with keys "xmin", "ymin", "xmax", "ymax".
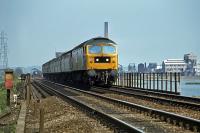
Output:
[{"xmin": 0, "ymin": 0, "xmax": 200, "ymax": 67}]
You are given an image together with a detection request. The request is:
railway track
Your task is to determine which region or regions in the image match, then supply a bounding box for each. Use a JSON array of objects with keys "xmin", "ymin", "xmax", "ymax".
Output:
[
  {"xmin": 33, "ymin": 80, "xmax": 143, "ymax": 133},
  {"xmin": 0, "ymin": 110, "xmax": 11, "ymax": 122},
  {"xmin": 113, "ymin": 86, "xmax": 200, "ymax": 104},
  {"xmin": 30, "ymin": 84, "xmax": 41, "ymax": 100},
  {"xmin": 35, "ymin": 80, "xmax": 200, "ymax": 132},
  {"xmin": 31, "ymin": 82, "xmax": 51, "ymax": 98},
  {"xmin": 93, "ymin": 86, "xmax": 200, "ymax": 109},
  {"xmin": 90, "ymin": 87, "xmax": 200, "ymax": 120}
]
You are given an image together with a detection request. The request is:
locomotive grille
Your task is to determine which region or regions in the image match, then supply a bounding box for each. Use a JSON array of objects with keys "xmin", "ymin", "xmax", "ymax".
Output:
[{"xmin": 94, "ymin": 57, "xmax": 111, "ymax": 63}]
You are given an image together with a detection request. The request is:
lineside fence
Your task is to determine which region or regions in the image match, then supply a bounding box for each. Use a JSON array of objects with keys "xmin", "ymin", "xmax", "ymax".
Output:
[{"xmin": 114, "ymin": 72, "xmax": 181, "ymax": 95}]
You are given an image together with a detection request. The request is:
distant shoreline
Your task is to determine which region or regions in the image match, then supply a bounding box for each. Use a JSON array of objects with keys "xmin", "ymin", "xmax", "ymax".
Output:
[
  {"xmin": 185, "ymin": 82, "xmax": 200, "ymax": 85},
  {"xmin": 181, "ymin": 76, "xmax": 200, "ymax": 80}
]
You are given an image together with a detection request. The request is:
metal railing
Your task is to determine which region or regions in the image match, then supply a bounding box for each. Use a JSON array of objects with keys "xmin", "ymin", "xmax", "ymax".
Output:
[{"xmin": 114, "ymin": 72, "xmax": 181, "ymax": 94}]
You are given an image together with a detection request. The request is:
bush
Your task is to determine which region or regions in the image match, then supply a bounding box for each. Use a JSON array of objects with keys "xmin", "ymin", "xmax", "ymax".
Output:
[{"xmin": 0, "ymin": 88, "xmax": 7, "ymax": 113}]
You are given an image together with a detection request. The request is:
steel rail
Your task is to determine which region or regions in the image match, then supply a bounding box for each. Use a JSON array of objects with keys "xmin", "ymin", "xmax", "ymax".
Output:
[
  {"xmin": 30, "ymin": 84, "xmax": 40, "ymax": 99},
  {"xmin": 32, "ymin": 82, "xmax": 51, "ymax": 98}
]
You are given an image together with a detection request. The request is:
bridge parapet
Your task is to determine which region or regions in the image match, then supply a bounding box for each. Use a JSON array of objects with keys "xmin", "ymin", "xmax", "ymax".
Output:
[{"xmin": 114, "ymin": 72, "xmax": 181, "ymax": 95}]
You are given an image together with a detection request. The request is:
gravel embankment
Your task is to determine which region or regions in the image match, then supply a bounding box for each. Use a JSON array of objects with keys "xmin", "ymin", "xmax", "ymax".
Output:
[{"xmin": 25, "ymin": 96, "xmax": 113, "ymax": 133}]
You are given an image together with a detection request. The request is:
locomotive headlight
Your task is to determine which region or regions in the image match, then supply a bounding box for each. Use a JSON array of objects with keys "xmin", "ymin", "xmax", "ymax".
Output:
[
  {"xmin": 106, "ymin": 58, "xmax": 109, "ymax": 62},
  {"xmin": 96, "ymin": 58, "xmax": 99, "ymax": 62}
]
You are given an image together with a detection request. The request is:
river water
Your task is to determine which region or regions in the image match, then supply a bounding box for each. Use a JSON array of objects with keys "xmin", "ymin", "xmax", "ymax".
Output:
[{"xmin": 180, "ymin": 77, "xmax": 200, "ymax": 97}]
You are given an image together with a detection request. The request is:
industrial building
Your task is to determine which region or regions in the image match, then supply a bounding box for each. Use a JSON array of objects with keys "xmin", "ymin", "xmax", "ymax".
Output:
[
  {"xmin": 184, "ymin": 53, "xmax": 197, "ymax": 65},
  {"xmin": 138, "ymin": 63, "xmax": 145, "ymax": 73},
  {"xmin": 128, "ymin": 63, "xmax": 136, "ymax": 72},
  {"xmin": 162, "ymin": 59, "xmax": 187, "ymax": 73},
  {"xmin": 194, "ymin": 61, "xmax": 200, "ymax": 76},
  {"xmin": 184, "ymin": 53, "xmax": 197, "ymax": 76},
  {"xmin": 147, "ymin": 63, "xmax": 157, "ymax": 72}
]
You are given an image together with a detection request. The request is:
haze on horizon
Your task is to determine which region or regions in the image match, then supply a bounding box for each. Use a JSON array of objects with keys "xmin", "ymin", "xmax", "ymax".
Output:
[{"xmin": 0, "ymin": 0, "xmax": 200, "ymax": 67}]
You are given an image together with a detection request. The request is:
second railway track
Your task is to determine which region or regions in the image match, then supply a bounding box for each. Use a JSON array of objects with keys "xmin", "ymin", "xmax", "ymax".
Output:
[
  {"xmin": 90, "ymin": 87, "xmax": 200, "ymax": 120},
  {"xmin": 113, "ymin": 86, "xmax": 200, "ymax": 104}
]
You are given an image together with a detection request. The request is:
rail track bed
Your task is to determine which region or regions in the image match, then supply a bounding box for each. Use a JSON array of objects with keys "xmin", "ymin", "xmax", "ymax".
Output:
[
  {"xmin": 27, "ymin": 82, "xmax": 114, "ymax": 133},
  {"xmin": 31, "ymin": 81, "xmax": 51, "ymax": 98},
  {"xmin": 35, "ymin": 79, "xmax": 199, "ymax": 132},
  {"xmin": 113, "ymin": 86, "xmax": 200, "ymax": 104},
  {"xmin": 90, "ymin": 87, "xmax": 200, "ymax": 120},
  {"xmin": 25, "ymin": 96, "xmax": 113, "ymax": 133}
]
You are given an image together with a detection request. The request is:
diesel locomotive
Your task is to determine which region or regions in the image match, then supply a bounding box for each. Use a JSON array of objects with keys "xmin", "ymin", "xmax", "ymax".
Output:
[{"xmin": 42, "ymin": 37, "xmax": 118, "ymax": 87}]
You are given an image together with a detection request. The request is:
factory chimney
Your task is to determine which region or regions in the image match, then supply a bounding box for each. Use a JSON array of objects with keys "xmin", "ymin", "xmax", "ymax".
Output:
[{"xmin": 104, "ymin": 22, "xmax": 108, "ymax": 38}]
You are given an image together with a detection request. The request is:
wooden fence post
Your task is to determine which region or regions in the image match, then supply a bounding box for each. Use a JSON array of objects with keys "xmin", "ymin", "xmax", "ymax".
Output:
[{"xmin": 39, "ymin": 108, "xmax": 44, "ymax": 133}]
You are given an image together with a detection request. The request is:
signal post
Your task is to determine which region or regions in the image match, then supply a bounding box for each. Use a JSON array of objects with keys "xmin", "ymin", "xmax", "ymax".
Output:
[{"xmin": 4, "ymin": 69, "xmax": 14, "ymax": 106}]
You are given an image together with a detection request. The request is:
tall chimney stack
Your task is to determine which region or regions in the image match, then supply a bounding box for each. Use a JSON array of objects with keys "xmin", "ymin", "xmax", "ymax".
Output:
[{"xmin": 104, "ymin": 22, "xmax": 108, "ymax": 38}]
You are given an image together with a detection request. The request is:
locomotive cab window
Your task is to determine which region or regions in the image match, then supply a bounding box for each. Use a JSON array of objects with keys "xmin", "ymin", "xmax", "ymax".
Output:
[
  {"xmin": 88, "ymin": 45, "xmax": 101, "ymax": 54},
  {"xmin": 103, "ymin": 45, "xmax": 116, "ymax": 54}
]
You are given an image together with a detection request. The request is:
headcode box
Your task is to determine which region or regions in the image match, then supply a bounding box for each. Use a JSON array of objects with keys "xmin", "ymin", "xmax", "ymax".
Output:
[{"xmin": 4, "ymin": 69, "xmax": 14, "ymax": 89}]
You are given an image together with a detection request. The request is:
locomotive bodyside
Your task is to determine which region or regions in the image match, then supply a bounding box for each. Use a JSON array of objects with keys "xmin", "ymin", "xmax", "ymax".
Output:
[{"xmin": 42, "ymin": 37, "xmax": 118, "ymax": 87}]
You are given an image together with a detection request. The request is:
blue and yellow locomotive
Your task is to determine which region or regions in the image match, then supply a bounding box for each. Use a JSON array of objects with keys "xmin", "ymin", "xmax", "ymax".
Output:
[{"xmin": 42, "ymin": 37, "xmax": 118, "ymax": 87}]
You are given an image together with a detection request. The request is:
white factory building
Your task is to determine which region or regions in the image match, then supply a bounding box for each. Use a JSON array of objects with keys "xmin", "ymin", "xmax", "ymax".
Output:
[
  {"xmin": 194, "ymin": 61, "xmax": 200, "ymax": 76},
  {"xmin": 162, "ymin": 59, "xmax": 187, "ymax": 73}
]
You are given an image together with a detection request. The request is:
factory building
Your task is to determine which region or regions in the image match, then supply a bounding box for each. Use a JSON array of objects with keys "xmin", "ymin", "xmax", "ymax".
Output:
[
  {"xmin": 128, "ymin": 63, "xmax": 136, "ymax": 72},
  {"xmin": 184, "ymin": 53, "xmax": 197, "ymax": 65},
  {"xmin": 147, "ymin": 63, "xmax": 157, "ymax": 72},
  {"xmin": 184, "ymin": 53, "xmax": 197, "ymax": 76},
  {"xmin": 194, "ymin": 61, "xmax": 200, "ymax": 76},
  {"xmin": 138, "ymin": 63, "xmax": 145, "ymax": 73},
  {"xmin": 162, "ymin": 59, "xmax": 187, "ymax": 73}
]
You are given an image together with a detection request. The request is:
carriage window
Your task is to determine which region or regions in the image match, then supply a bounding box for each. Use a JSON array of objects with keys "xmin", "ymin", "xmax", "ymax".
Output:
[
  {"xmin": 88, "ymin": 45, "xmax": 101, "ymax": 54},
  {"xmin": 103, "ymin": 46, "xmax": 116, "ymax": 54}
]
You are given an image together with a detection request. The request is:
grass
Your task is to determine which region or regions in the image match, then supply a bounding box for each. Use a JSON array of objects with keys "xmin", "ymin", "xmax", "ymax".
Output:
[
  {"xmin": 0, "ymin": 83, "xmax": 7, "ymax": 114},
  {"xmin": 0, "ymin": 77, "xmax": 20, "ymax": 113},
  {"xmin": 0, "ymin": 86, "xmax": 16, "ymax": 132},
  {"xmin": 0, "ymin": 78, "xmax": 20, "ymax": 132},
  {"xmin": 0, "ymin": 124, "xmax": 16, "ymax": 133}
]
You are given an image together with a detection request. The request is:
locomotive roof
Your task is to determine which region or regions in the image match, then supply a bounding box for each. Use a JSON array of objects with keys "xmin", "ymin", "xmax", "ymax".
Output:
[
  {"xmin": 43, "ymin": 37, "xmax": 117, "ymax": 66},
  {"xmin": 72, "ymin": 37, "xmax": 117, "ymax": 50},
  {"xmin": 61, "ymin": 37, "xmax": 116, "ymax": 55}
]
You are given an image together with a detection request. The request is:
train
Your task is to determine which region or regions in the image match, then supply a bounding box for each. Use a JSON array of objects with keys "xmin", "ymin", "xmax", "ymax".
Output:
[{"xmin": 42, "ymin": 37, "xmax": 118, "ymax": 88}]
